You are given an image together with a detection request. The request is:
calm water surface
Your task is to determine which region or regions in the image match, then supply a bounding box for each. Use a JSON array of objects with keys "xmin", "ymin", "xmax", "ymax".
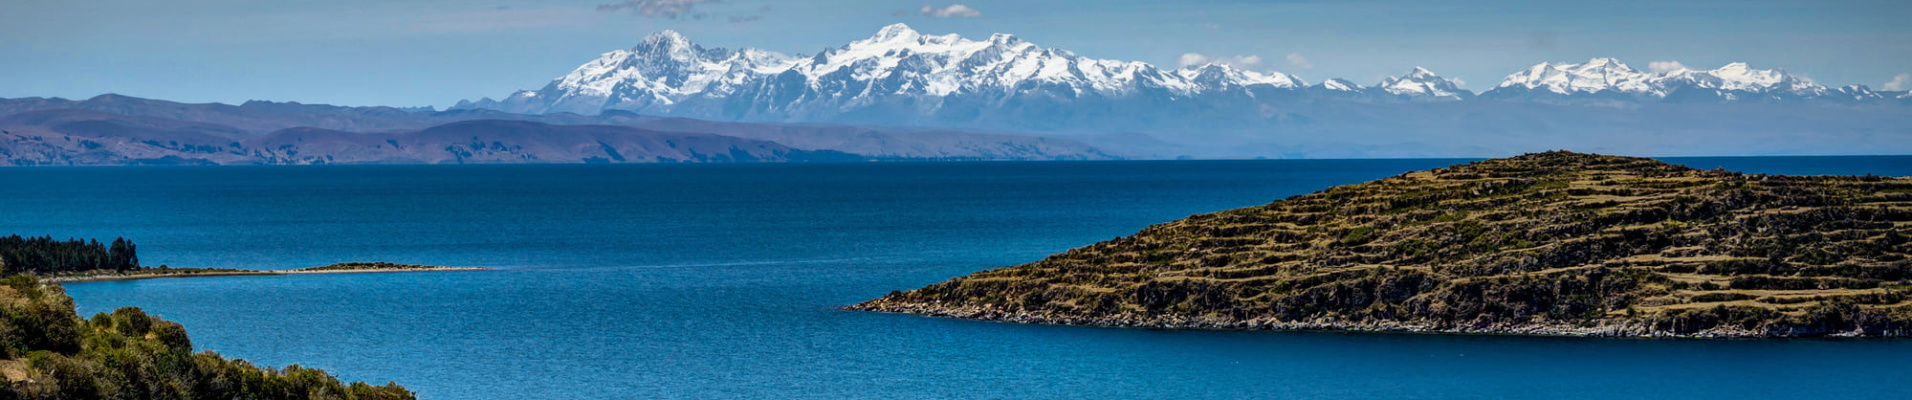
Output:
[{"xmin": 4, "ymin": 157, "xmax": 1909, "ymax": 399}]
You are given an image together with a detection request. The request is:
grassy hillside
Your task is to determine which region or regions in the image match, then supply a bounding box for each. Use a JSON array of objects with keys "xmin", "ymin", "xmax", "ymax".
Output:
[{"xmin": 854, "ymin": 151, "xmax": 1912, "ymax": 337}]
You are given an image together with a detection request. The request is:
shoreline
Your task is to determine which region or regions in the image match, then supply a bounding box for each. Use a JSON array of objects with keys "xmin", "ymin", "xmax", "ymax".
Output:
[
  {"xmin": 847, "ymin": 303, "xmax": 1904, "ymax": 339},
  {"xmin": 41, "ymin": 266, "xmax": 487, "ymax": 283}
]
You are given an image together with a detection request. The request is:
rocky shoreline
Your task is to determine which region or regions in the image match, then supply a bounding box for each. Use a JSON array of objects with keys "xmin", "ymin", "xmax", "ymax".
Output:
[{"xmin": 847, "ymin": 302, "xmax": 1900, "ymax": 339}]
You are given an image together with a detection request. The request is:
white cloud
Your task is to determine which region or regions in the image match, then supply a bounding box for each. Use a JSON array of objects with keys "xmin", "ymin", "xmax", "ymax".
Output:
[
  {"xmin": 597, "ymin": 0, "xmax": 719, "ymax": 20},
  {"xmin": 920, "ymin": 4, "xmax": 982, "ymax": 18},
  {"xmin": 1648, "ymin": 61, "xmax": 1690, "ymax": 74},
  {"xmin": 1177, "ymin": 53, "xmax": 1263, "ymax": 69},
  {"xmin": 1885, "ymin": 73, "xmax": 1912, "ymax": 91},
  {"xmin": 1284, "ymin": 53, "xmax": 1312, "ymax": 70}
]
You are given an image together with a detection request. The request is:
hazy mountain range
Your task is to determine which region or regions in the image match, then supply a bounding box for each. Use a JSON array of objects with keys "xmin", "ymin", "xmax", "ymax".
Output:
[
  {"xmin": 5, "ymin": 24, "xmax": 1905, "ymax": 165},
  {"xmin": 0, "ymin": 94, "xmax": 1113, "ymax": 166},
  {"xmin": 457, "ymin": 24, "xmax": 1911, "ymax": 158}
]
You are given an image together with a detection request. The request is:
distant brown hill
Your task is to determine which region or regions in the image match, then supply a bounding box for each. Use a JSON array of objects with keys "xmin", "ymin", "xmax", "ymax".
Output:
[
  {"xmin": 250, "ymin": 120, "xmax": 858, "ymax": 164},
  {"xmin": 0, "ymin": 94, "xmax": 1115, "ymax": 165},
  {"xmin": 0, "ymin": 117, "xmax": 854, "ymax": 165},
  {"xmin": 853, "ymin": 151, "xmax": 1912, "ymax": 337}
]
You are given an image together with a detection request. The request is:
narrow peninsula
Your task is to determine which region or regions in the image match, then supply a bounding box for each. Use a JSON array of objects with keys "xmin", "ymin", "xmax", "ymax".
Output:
[
  {"xmin": 3, "ymin": 235, "xmax": 482, "ymax": 284},
  {"xmin": 853, "ymin": 151, "xmax": 1912, "ymax": 337},
  {"xmin": 38, "ymin": 263, "xmax": 484, "ymax": 284}
]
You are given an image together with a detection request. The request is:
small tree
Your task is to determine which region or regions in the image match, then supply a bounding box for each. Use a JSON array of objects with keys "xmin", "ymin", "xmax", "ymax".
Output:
[{"xmin": 108, "ymin": 237, "xmax": 138, "ymax": 272}]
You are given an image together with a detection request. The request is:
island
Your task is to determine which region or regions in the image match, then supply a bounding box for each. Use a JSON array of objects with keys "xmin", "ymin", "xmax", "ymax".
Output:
[{"xmin": 852, "ymin": 151, "xmax": 1912, "ymax": 337}]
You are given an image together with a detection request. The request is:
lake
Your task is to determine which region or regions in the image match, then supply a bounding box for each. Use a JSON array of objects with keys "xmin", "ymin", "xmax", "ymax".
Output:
[{"xmin": 6, "ymin": 156, "xmax": 1909, "ymax": 399}]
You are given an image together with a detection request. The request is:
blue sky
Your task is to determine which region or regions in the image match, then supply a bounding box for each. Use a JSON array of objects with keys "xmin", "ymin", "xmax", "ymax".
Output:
[{"xmin": 2, "ymin": 0, "xmax": 1907, "ymax": 108}]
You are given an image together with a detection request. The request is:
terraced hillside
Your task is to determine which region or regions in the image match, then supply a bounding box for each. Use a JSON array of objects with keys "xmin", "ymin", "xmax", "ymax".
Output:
[{"xmin": 853, "ymin": 151, "xmax": 1912, "ymax": 337}]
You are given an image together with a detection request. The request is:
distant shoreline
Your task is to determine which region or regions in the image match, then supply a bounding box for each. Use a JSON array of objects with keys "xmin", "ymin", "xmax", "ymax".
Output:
[{"xmin": 41, "ymin": 263, "xmax": 486, "ymax": 283}]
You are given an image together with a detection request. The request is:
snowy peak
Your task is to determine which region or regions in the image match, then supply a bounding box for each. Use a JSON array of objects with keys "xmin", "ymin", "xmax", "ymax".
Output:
[
  {"xmin": 1493, "ymin": 58, "xmax": 1656, "ymax": 96},
  {"xmin": 1375, "ymin": 67, "xmax": 1469, "ymax": 100},
  {"xmin": 627, "ymin": 30, "xmax": 722, "ymax": 63},
  {"xmin": 1176, "ymin": 64, "xmax": 1305, "ymax": 89},
  {"xmin": 1830, "ymin": 85, "xmax": 1883, "ymax": 102},
  {"xmin": 841, "ymin": 23, "xmax": 969, "ymax": 52},
  {"xmin": 1582, "ymin": 57, "xmax": 1627, "ymax": 69},
  {"xmin": 1663, "ymin": 62, "xmax": 1822, "ymax": 96},
  {"xmin": 503, "ymin": 29, "xmax": 801, "ymax": 114},
  {"xmin": 1488, "ymin": 58, "xmax": 1832, "ymax": 102},
  {"xmin": 1402, "ymin": 67, "xmax": 1440, "ymax": 80},
  {"xmin": 870, "ymin": 23, "xmax": 920, "ymax": 41},
  {"xmin": 465, "ymin": 25, "xmax": 1896, "ymax": 117},
  {"xmin": 521, "ymin": 24, "xmax": 1339, "ymax": 108},
  {"xmin": 782, "ymin": 24, "xmax": 1316, "ymax": 98},
  {"xmin": 1316, "ymin": 78, "xmax": 1360, "ymax": 92},
  {"xmin": 640, "ymin": 30, "xmax": 691, "ymax": 48}
]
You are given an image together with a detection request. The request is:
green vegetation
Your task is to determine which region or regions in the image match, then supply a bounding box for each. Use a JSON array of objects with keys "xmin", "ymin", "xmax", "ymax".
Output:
[
  {"xmin": 0, "ymin": 237, "xmax": 419, "ymax": 397},
  {"xmin": 0, "ymin": 275, "xmax": 413, "ymax": 399},
  {"xmin": 0, "ymin": 235, "xmax": 139, "ymax": 275},
  {"xmin": 853, "ymin": 151, "xmax": 1912, "ymax": 337}
]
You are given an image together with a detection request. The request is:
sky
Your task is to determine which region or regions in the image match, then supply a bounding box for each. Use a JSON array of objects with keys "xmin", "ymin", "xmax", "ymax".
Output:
[{"xmin": 2, "ymin": 0, "xmax": 1908, "ymax": 108}]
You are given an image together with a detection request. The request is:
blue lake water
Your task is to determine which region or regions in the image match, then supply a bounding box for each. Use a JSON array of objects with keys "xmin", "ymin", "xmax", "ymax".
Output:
[{"xmin": 3, "ymin": 156, "xmax": 1909, "ymax": 399}]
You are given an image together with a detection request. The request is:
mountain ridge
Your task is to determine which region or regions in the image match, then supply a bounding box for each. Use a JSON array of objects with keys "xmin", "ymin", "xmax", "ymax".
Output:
[
  {"xmin": 461, "ymin": 24, "xmax": 1899, "ymax": 116},
  {"xmin": 448, "ymin": 24, "xmax": 1910, "ymax": 159},
  {"xmin": 1483, "ymin": 58, "xmax": 1835, "ymax": 104},
  {"xmin": 0, "ymin": 94, "xmax": 1118, "ymax": 164},
  {"xmin": 0, "ymin": 117, "xmax": 863, "ymax": 166}
]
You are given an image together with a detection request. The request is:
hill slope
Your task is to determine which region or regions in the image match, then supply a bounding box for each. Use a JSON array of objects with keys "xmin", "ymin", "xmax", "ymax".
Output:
[
  {"xmin": 853, "ymin": 152, "xmax": 1912, "ymax": 337},
  {"xmin": 0, "ymin": 276, "xmax": 413, "ymax": 398},
  {"xmin": 0, "ymin": 118, "xmax": 867, "ymax": 165},
  {"xmin": 248, "ymin": 120, "xmax": 865, "ymax": 165}
]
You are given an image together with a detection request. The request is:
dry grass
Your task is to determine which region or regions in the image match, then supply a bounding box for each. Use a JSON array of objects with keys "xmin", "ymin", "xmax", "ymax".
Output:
[{"xmin": 857, "ymin": 151, "xmax": 1912, "ymax": 337}]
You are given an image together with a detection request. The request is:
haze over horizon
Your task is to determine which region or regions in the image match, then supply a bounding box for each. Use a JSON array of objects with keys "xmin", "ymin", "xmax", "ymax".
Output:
[{"xmin": 3, "ymin": 0, "xmax": 1908, "ymax": 108}]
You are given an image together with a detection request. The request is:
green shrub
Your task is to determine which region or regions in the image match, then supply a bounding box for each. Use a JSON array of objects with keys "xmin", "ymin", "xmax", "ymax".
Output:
[{"xmin": 0, "ymin": 276, "xmax": 413, "ymax": 399}]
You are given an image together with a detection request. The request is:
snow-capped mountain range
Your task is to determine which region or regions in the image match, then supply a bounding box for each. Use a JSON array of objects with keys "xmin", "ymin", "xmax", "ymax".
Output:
[
  {"xmin": 1480, "ymin": 57, "xmax": 1845, "ymax": 103},
  {"xmin": 1375, "ymin": 67, "xmax": 1472, "ymax": 101},
  {"xmin": 458, "ymin": 24, "xmax": 1491, "ymax": 117},
  {"xmin": 462, "ymin": 23, "xmax": 1899, "ymax": 119},
  {"xmin": 454, "ymin": 24, "xmax": 1910, "ymax": 159}
]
